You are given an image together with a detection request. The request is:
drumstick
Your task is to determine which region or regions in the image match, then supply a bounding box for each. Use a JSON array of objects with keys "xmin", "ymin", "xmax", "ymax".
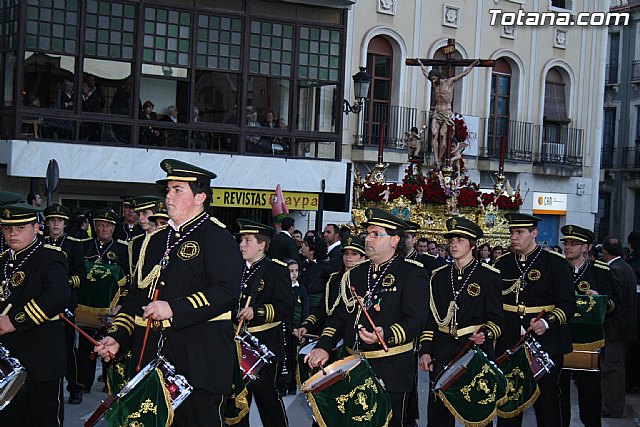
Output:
[
  {"xmin": 136, "ymin": 288, "xmax": 161, "ymax": 372},
  {"xmin": 496, "ymin": 310, "xmax": 546, "ymax": 365},
  {"xmin": 350, "ymin": 286, "xmax": 388, "ymax": 352},
  {"xmin": 60, "ymin": 312, "xmax": 115, "ymax": 360},
  {"xmin": 1, "ymin": 303, "xmax": 12, "ymax": 316},
  {"xmin": 235, "ymin": 296, "xmax": 252, "ymax": 337}
]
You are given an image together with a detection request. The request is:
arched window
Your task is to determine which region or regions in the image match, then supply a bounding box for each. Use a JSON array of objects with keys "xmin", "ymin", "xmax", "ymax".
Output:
[
  {"xmin": 488, "ymin": 58, "xmax": 512, "ymax": 157},
  {"xmin": 363, "ymin": 36, "xmax": 393, "ymax": 146},
  {"xmin": 430, "ymin": 47, "xmax": 463, "ymax": 114}
]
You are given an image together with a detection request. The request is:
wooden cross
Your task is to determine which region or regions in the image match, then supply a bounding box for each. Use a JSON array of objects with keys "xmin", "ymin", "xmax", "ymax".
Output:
[
  {"xmin": 405, "ymin": 38, "xmax": 495, "ymax": 78},
  {"xmin": 406, "ymin": 39, "xmax": 495, "ymax": 169}
]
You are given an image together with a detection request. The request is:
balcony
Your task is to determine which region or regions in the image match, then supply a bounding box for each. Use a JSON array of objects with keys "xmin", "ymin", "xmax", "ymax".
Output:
[
  {"xmin": 624, "ymin": 146, "xmax": 640, "ymax": 169},
  {"xmin": 534, "ymin": 124, "xmax": 583, "ymax": 167},
  {"xmin": 354, "ymin": 104, "xmax": 418, "ymax": 149},
  {"xmin": 601, "ymin": 147, "xmax": 617, "ymax": 169},
  {"xmin": 600, "ymin": 146, "xmax": 640, "ymax": 170},
  {"xmin": 479, "ymin": 118, "xmax": 534, "ymax": 162},
  {"xmin": 605, "ymin": 64, "xmax": 619, "ymax": 85},
  {"xmin": 632, "ymin": 60, "xmax": 640, "ymax": 83}
]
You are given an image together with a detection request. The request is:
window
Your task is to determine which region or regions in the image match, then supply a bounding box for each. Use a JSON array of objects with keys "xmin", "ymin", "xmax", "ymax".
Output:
[
  {"xmin": 3, "ymin": 52, "xmax": 16, "ymax": 106},
  {"xmin": 543, "ymin": 68, "xmax": 568, "ymax": 123},
  {"xmin": 363, "ymin": 36, "xmax": 393, "ymax": 146},
  {"xmin": 143, "ymin": 7, "xmax": 191, "ymax": 69},
  {"xmin": 602, "ymin": 108, "xmax": 616, "ymax": 168},
  {"xmin": 84, "ymin": 1, "xmax": 136, "ymax": 61},
  {"xmin": 488, "ymin": 58, "xmax": 512, "ymax": 157},
  {"xmin": 22, "ymin": 51, "xmax": 75, "ymax": 111},
  {"xmin": 606, "ymin": 33, "xmax": 620, "ymax": 85},
  {"xmin": 25, "ymin": 0, "xmax": 78, "ymax": 54}
]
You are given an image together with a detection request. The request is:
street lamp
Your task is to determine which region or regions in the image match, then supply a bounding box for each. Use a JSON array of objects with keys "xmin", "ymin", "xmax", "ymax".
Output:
[{"xmin": 343, "ymin": 67, "xmax": 372, "ymax": 115}]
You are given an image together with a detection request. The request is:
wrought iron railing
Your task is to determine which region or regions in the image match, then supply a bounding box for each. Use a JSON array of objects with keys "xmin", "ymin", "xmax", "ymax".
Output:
[
  {"xmin": 632, "ymin": 60, "xmax": 640, "ymax": 83},
  {"xmin": 535, "ymin": 124, "xmax": 583, "ymax": 167},
  {"xmin": 355, "ymin": 104, "xmax": 419, "ymax": 149},
  {"xmin": 605, "ymin": 64, "xmax": 619, "ymax": 85},
  {"xmin": 479, "ymin": 118, "xmax": 535, "ymax": 162}
]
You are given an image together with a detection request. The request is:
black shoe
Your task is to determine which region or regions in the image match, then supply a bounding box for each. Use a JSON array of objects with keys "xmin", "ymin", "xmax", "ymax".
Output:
[
  {"xmin": 68, "ymin": 391, "xmax": 83, "ymax": 405},
  {"xmin": 83, "ymin": 386, "xmax": 92, "ymax": 393}
]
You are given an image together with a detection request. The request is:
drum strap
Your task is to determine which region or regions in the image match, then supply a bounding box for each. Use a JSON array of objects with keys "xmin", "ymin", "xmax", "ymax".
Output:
[
  {"xmin": 247, "ymin": 320, "xmax": 281, "ymax": 333},
  {"xmin": 346, "ymin": 342, "xmax": 413, "ymax": 359},
  {"xmin": 437, "ymin": 324, "xmax": 482, "ymax": 338},
  {"xmin": 503, "ymin": 304, "xmax": 555, "ymax": 315}
]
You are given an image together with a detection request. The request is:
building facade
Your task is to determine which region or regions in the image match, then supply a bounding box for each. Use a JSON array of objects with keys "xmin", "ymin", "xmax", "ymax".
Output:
[
  {"xmin": 599, "ymin": 0, "xmax": 640, "ymax": 243},
  {"xmin": 345, "ymin": 0, "xmax": 609, "ymax": 245}
]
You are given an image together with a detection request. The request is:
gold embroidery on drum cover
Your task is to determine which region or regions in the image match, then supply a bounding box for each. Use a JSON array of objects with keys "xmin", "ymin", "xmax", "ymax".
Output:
[
  {"xmin": 336, "ymin": 377, "xmax": 379, "ymax": 421},
  {"xmin": 578, "ymin": 281, "xmax": 590, "ymax": 293},
  {"xmin": 527, "ymin": 269, "xmax": 541, "ymax": 281},
  {"xmin": 467, "ymin": 283, "xmax": 481, "ymax": 297},
  {"xmin": 382, "ymin": 274, "xmax": 395, "ymax": 287},
  {"xmin": 178, "ymin": 241, "xmax": 200, "ymax": 261},
  {"xmin": 460, "ymin": 363, "xmax": 497, "ymax": 404},
  {"xmin": 10, "ymin": 271, "xmax": 25, "ymax": 287},
  {"xmin": 505, "ymin": 366, "xmax": 525, "ymax": 400}
]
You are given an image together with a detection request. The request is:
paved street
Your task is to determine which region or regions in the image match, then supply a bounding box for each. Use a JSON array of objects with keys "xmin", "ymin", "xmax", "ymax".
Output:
[{"xmin": 66, "ymin": 366, "xmax": 639, "ymax": 426}]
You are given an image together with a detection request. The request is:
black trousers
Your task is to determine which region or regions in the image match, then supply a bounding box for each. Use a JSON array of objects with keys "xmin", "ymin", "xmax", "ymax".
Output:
[
  {"xmin": 405, "ymin": 352, "xmax": 420, "ymax": 423},
  {"xmin": 237, "ymin": 361, "xmax": 289, "ymax": 427},
  {"xmin": 559, "ymin": 369, "xmax": 601, "ymax": 427},
  {"xmin": 64, "ymin": 314, "xmax": 83, "ymax": 393},
  {"xmin": 0, "ymin": 377, "xmax": 64, "ymax": 426},
  {"xmin": 77, "ymin": 326, "xmax": 100, "ymax": 390},
  {"xmin": 497, "ymin": 354, "xmax": 564, "ymax": 427},
  {"xmin": 387, "ymin": 391, "xmax": 409, "ymax": 427},
  {"xmin": 173, "ymin": 390, "xmax": 225, "ymax": 427}
]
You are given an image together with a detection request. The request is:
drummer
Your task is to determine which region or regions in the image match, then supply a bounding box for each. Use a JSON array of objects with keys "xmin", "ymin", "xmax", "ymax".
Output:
[
  {"xmin": 495, "ymin": 213, "xmax": 575, "ymax": 427},
  {"xmin": 96, "ymin": 159, "xmax": 244, "ymax": 426},
  {"xmin": 558, "ymin": 225, "xmax": 612, "ymax": 427},
  {"xmin": 305, "ymin": 207, "xmax": 429, "ymax": 427},
  {"xmin": 0, "ymin": 203, "xmax": 70, "ymax": 425},
  {"xmin": 234, "ymin": 218, "xmax": 292, "ymax": 427},
  {"xmin": 418, "ymin": 217, "xmax": 503, "ymax": 427},
  {"xmin": 294, "ymin": 234, "xmax": 366, "ymax": 341}
]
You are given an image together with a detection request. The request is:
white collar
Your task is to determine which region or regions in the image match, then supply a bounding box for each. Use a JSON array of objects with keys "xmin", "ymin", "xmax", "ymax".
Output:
[
  {"xmin": 607, "ymin": 256, "xmax": 621, "ymax": 265},
  {"xmin": 327, "ymin": 240, "xmax": 341, "ymax": 252}
]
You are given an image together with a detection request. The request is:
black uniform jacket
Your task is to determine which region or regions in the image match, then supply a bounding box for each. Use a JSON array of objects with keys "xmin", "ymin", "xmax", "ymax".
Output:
[
  {"xmin": 495, "ymin": 246, "xmax": 576, "ymax": 356},
  {"xmin": 109, "ymin": 213, "xmax": 243, "ymax": 394},
  {"xmin": 0, "ymin": 241, "xmax": 70, "ymax": 381},
  {"xmin": 301, "ymin": 270, "xmax": 343, "ymax": 335},
  {"xmin": 419, "ymin": 260, "xmax": 504, "ymax": 372},
  {"xmin": 113, "ymin": 221, "xmax": 144, "ymax": 243},
  {"xmin": 316, "ymin": 257, "xmax": 429, "ymax": 392},
  {"xmin": 267, "ymin": 232, "xmax": 299, "ymax": 263},
  {"xmin": 406, "ymin": 249, "xmax": 445, "ymax": 276},
  {"xmin": 235, "ymin": 256, "xmax": 293, "ymax": 361},
  {"xmin": 45, "ymin": 233, "xmax": 86, "ymax": 307}
]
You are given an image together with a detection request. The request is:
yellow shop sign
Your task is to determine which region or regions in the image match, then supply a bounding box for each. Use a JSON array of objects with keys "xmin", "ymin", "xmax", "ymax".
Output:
[{"xmin": 212, "ymin": 188, "xmax": 319, "ymax": 211}]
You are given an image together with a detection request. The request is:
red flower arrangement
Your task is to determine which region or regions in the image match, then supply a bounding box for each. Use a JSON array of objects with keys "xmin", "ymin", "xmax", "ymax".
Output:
[
  {"xmin": 451, "ymin": 113, "xmax": 469, "ymax": 143},
  {"xmin": 358, "ymin": 166, "xmax": 524, "ymax": 210}
]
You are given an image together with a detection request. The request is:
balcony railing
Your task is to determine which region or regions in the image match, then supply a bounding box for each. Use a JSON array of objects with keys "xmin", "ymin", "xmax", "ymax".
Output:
[
  {"xmin": 479, "ymin": 118, "xmax": 534, "ymax": 162},
  {"xmin": 601, "ymin": 147, "xmax": 617, "ymax": 169},
  {"xmin": 605, "ymin": 64, "xmax": 619, "ymax": 85},
  {"xmin": 535, "ymin": 124, "xmax": 583, "ymax": 167},
  {"xmin": 632, "ymin": 60, "xmax": 640, "ymax": 83},
  {"xmin": 624, "ymin": 146, "xmax": 640, "ymax": 169},
  {"xmin": 355, "ymin": 104, "xmax": 418, "ymax": 149}
]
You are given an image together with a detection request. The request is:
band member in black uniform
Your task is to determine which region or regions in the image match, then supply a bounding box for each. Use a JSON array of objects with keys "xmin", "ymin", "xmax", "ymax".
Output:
[
  {"xmin": 96, "ymin": 159, "xmax": 244, "ymax": 427},
  {"xmin": 403, "ymin": 220, "xmax": 444, "ymax": 426},
  {"xmin": 0, "ymin": 203, "xmax": 70, "ymax": 426},
  {"xmin": 496, "ymin": 213, "xmax": 576, "ymax": 427},
  {"xmin": 558, "ymin": 225, "xmax": 612, "ymax": 427},
  {"xmin": 43, "ymin": 203, "xmax": 87, "ymax": 404},
  {"xmin": 299, "ymin": 234, "xmax": 333, "ymax": 323},
  {"xmin": 418, "ymin": 216, "xmax": 503, "ymax": 427},
  {"xmin": 234, "ymin": 219, "xmax": 293, "ymax": 427},
  {"xmin": 306, "ymin": 207, "xmax": 429, "ymax": 427},
  {"xmin": 295, "ymin": 234, "xmax": 366, "ymax": 339},
  {"xmin": 79, "ymin": 208, "xmax": 129, "ymax": 392},
  {"xmin": 113, "ymin": 197, "xmax": 144, "ymax": 243},
  {"xmin": 127, "ymin": 196, "xmax": 166, "ymax": 279}
]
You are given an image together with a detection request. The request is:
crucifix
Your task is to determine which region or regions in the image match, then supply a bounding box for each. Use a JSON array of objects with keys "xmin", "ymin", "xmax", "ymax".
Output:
[{"xmin": 406, "ymin": 39, "xmax": 494, "ymax": 171}]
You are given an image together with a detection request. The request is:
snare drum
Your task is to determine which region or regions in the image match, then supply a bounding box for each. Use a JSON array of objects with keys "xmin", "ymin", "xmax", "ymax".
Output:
[
  {"xmin": 524, "ymin": 336, "xmax": 554, "ymax": 380},
  {"xmin": 85, "ymin": 356, "xmax": 192, "ymax": 427},
  {"xmin": 301, "ymin": 355, "xmax": 392, "ymax": 427},
  {"xmin": 236, "ymin": 331, "xmax": 275, "ymax": 384},
  {"xmin": 0, "ymin": 344, "xmax": 27, "ymax": 410},
  {"xmin": 434, "ymin": 348, "xmax": 508, "ymax": 427}
]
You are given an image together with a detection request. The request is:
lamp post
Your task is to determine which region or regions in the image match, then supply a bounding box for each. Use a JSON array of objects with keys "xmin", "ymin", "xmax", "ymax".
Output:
[{"xmin": 343, "ymin": 67, "xmax": 372, "ymax": 115}]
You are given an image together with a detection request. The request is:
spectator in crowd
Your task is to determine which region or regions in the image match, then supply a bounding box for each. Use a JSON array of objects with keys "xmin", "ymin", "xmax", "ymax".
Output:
[
  {"xmin": 491, "ymin": 245, "xmax": 504, "ymax": 263},
  {"xmin": 139, "ymin": 100, "xmax": 161, "ymax": 146},
  {"xmin": 426, "ymin": 240, "xmax": 438, "ymax": 257},
  {"xmin": 601, "ymin": 236, "xmax": 638, "ymax": 418},
  {"xmin": 477, "ymin": 243, "xmax": 492, "ymax": 264},
  {"xmin": 626, "ymin": 231, "xmax": 640, "ymax": 393}
]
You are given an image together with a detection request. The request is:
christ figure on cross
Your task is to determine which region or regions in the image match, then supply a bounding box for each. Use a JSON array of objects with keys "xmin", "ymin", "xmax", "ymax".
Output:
[{"xmin": 419, "ymin": 59, "xmax": 479, "ymax": 169}]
